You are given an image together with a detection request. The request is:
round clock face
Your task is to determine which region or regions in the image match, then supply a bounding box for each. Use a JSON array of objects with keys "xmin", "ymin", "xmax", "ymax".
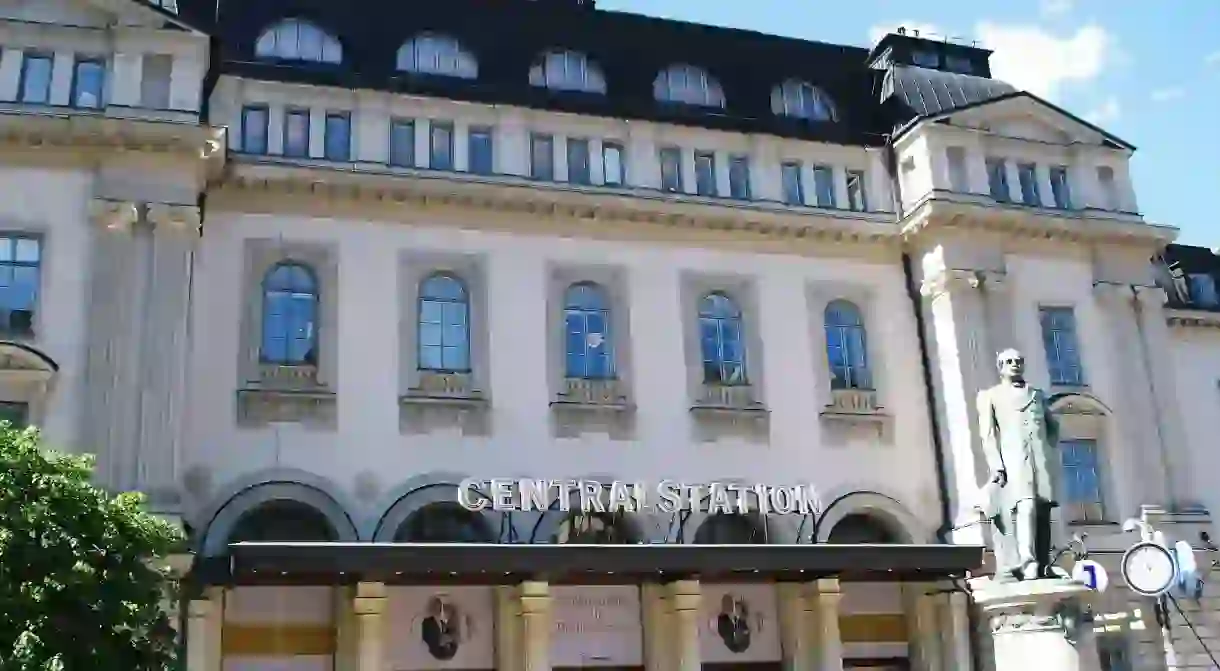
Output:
[{"xmin": 1121, "ymin": 542, "xmax": 1177, "ymax": 597}]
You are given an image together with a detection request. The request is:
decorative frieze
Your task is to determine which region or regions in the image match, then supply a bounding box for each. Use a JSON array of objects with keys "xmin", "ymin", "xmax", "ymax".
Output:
[
  {"xmin": 146, "ymin": 203, "xmax": 203, "ymax": 235},
  {"xmin": 236, "ymin": 388, "xmax": 337, "ymax": 429}
]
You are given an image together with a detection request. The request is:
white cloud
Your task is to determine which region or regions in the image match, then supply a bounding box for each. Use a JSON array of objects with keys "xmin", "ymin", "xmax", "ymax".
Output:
[
  {"xmin": 1040, "ymin": 0, "xmax": 1073, "ymax": 17},
  {"xmin": 1085, "ymin": 97, "xmax": 1120, "ymax": 125},
  {"xmin": 1150, "ymin": 87, "xmax": 1184, "ymax": 103},
  {"xmin": 977, "ymin": 23, "xmax": 1111, "ymax": 101},
  {"xmin": 867, "ymin": 21, "xmax": 1113, "ymax": 102}
]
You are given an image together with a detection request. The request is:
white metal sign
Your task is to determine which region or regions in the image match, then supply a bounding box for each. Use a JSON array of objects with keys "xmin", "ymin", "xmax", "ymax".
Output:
[
  {"xmin": 1173, "ymin": 540, "xmax": 1205, "ymax": 600},
  {"xmin": 1120, "ymin": 541, "xmax": 1178, "ymax": 598},
  {"xmin": 1072, "ymin": 559, "xmax": 1109, "ymax": 592}
]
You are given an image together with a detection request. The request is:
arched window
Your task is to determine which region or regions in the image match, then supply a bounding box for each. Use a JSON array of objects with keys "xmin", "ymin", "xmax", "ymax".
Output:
[
  {"xmin": 395, "ymin": 502, "xmax": 492, "ymax": 542},
  {"xmin": 261, "ymin": 262, "xmax": 319, "ymax": 366},
  {"xmin": 554, "ymin": 512, "xmax": 634, "ymax": 544},
  {"xmin": 564, "ymin": 282, "xmax": 614, "ymax": 379},
  {"xmin": 653, "ymin": 64, "xmax": 725, "ymax": 108},
  {"xmin": 694, "ymin": 513, "xmax": 767, "ymax": 544},
  {"xmin": 397, "ymin": 33, "xmax": 478, "ymax": 79},
  {"xmin": 529, "ymin": 50, "xmax": 606, "ymax": 93},
  {"xmin": 418, "ymin": 274, "xmax": 470, "ymax": 373},
  {"xmin": 826, "ymin": 513, "xmax": 901, "ymax": 544},
  {"xmin": 228, "ymin": 500, "xmax": 338, "ymax": 544},
  {"xmin": 824, "ymin": 300, "xmax": 871, "ymax": 390},
  {"xmin": 254, "ymin": 19, "xmax": 342, "ymax": 64},
  {"xmin": 771, "ymin": 79, "xmax": 837, "ymax": 121},
  {"xmin": 699, "ymin": 293, "xmax": 746, "ymax": 385}
]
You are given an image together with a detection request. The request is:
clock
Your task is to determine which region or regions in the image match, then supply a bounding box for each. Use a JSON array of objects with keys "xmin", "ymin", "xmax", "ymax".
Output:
[{"xmin": 1120, "ymin": 541, "xmax": 1178, "ymax": 597}]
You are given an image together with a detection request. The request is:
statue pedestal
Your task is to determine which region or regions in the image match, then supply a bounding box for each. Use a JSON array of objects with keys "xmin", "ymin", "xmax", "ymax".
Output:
[{"xmin": 970, "ymin": 577, "xmax": 1101, "ymax": 671}]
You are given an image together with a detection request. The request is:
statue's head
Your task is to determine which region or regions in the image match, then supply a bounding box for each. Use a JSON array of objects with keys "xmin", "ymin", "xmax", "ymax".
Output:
[{"xmin": 996, "ymin": 348, "xmax": 1025, "ymax": 382}]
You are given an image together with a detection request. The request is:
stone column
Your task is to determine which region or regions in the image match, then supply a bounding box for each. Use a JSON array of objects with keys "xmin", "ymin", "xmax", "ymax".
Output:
[
  {"xmin": 186, "ymin": 589, "xmax": 223, "ymax": 671},
  {"xmin": 495, "ymin": 586, "xmax": 522, "ymax": 671},
  {"xmin": 778, "ymin": 583, "xmax": 813, "ymax": 671},
  {"xmin": 353, "ymin": 582, "xmax": 386, "ymax": 671},
  {"xmin": 905, "ymin": 586, "xmax": 943, "ymax": 671},
  {"xmin": 806, "ymin": 579, "xmax": 844, "ymax": 671},
  {"xmin": 641, "ymin": 583, "xmax": 671, "ymax": 671},
  {"xmin": 667, "ymin": 580, "xmax": 701, "ymax": 671},
  {"xmin": 971, "ymin": 578, "xmax": 1100, "ymax": 671},
  {"xmin": 139, "ymin": 204, "xmax": 201, "ymax": 512},
  {"xmin": 519, "ymin": 581, "xmax": 551, "ymax": 671},
  {"xmin": 920, "ymin": 269, "xmax": 993, "ymax": 545},
  {"xmin": 942, "ymin": 592, "xmax": 974, "ymax": 671}
]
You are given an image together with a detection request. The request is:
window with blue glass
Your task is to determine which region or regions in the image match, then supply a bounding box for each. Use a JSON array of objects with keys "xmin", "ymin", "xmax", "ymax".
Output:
[
  {"xmin": 1060, "ymin": 438, "xmax": 1105, "ymax": 522},
  {"xmin": 1039, "ymin": 306, "xmax": 1084, "ymax": 386},
  {"xmin": 699, "ymin": 292, "xmax": 747, "ymax": 385},
  {"xmin": 0, "ymin": 235, "xmax": 41, "ymax": 335},
  {"xmin": 323, "ymin": 112, "xmax": 350, "ymax": 161},
  {"xmin": 19, "ymin": 53, "xmax": 53, "ymax": 104},
  {"xmin": 260, "ymin": 262, "xmax": 319, "ymax": 366},
  {"xmin": 1187, "ymin": 273, "xmax": 1218, "ymax": 307},
  {"xmin": 71, "ymin": 58, "xmax": 106, "ymax": 109},
  {"xmin": 564, "ymin": 282, "xmax": 614, "ymax": 379},
  {"xmin": 812, "ymin": 165, "xmax": 835, "ymax": 207},
  {"xmin": 417, "ymin": 274, "xmax": 470, "ymax": 373},
  {"xmin": 824, "ymin": 299, "xmax": 871, "ymax": 390},
  {"xmin": 241, "ymin": 106, "xmax": 269, "ymax": 154},
  {"xmin": 468, "ymin": 127, "xmax": 494, "ymax": 175}
]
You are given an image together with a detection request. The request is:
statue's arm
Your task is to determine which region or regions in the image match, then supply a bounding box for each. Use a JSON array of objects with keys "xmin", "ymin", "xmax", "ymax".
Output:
[{"xmin": 976, "ymin": 389, "xmax": 1004, "ymax": 476}]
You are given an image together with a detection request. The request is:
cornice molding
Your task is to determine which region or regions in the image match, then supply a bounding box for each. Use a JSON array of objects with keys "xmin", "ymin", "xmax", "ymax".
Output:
[
  {"xmin": 146, "ymin": 203, "xmax": 202, "ymax": 235},
  {"xmin": 89, "ymin": 198, "xmax": 140, "ymax": 231},
  {"xmin": 900, "ymin": 191, "xmax": 1177, "ymax": 248}
]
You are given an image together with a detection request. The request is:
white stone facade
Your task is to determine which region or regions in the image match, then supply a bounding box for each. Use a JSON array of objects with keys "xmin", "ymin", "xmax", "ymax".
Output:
[{"xmin": 1, "ymin": 1, "xmax": 1215, "ymax": 670}]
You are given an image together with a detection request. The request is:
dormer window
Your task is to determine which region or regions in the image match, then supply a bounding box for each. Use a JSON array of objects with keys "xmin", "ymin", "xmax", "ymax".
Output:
[
  {"xmin": 653, "ymin": 64, "xmax": 725, "ymax": 108},
  {"xmin": 255, "ymin": 19, "xmax": 342, "ymax": 64},
  {"xmin": 771, "ymin": 80, "xmax": 837, "ymax": 122},
  {"xmin": 911, "ymin": 49, "xmax": 939, "ymax": 68},
  {"xmin": 944, "ymin": 55, "xmax": 975, "ymax": 74},
  {"xmin": 529, "ymin": 50, "xmax": 606, "ymax": 93},
  {"xmin": 397, "ymin": 33, "xmax": 477, "ymax": 79}
]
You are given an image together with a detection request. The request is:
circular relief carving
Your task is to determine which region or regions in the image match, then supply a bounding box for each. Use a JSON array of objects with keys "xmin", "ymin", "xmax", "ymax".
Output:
[
  {"xmin": 181, "ymin": 465, "xmax": 212, "ymax": 500},
  {"xmin": 354, "ymin": 471, "xmax": 380, "ymax": 502}
]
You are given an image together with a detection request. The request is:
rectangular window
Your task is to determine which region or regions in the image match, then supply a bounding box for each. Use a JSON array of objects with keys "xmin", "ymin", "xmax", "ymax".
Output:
[
  {"xmin": 986, "ymin": 158, "xmax": 1009, "ymax": 202},
  {"xmin": 71, "ymin": 57, "xmax": 105, "ymax": 109},
  {"xmin": 659, "ymin": 147, "xmax": 682, "ymax": 193},
  {"xmin": 1049, "ymin": 166, "xmax": 1072, "ymax": 209},
  {"xmin": 728, "ymin": 155, "xmax": 750, "ymax": 199},
  {"xmin": 1188, "ymin": 273, "xmax": 1219, "ymax": 307},
  {"xmin": 282, "ymin": 109, "xmax": 310, "ymax": 158},
  {"xmin": 812, "ymin": 165, "xmax": 835, "ymax": 207},
  {"xmin": 19, "ymin": 53, "xmax": 53, "ymax": 104},
  {"xmin": 140, "ymin": 54, "xmax": 173, "ymax": 109},
  {"xmin": 1060, "ymin": 439, "xmax": 1105, "ymax": 523},
  {"xmin": 468, "ymin": 126, "xmax": 494, "ymax": 175},
  {"xmin": 1017, "ymin": 162, "xmax": 1040, "ymax": 205},
  {"xmin": 694, "ymin": 151, "xmax": 716, "ymax": 196},
  {"xmin": 780, "ymin": 162, "xmax": 803, "ymax": 205},
  {"xmin": 530, "ymin": 133, "xmax": 554, "ymax": 180},
  {"xmin": 602, "ymin": 142, "xmax": 624, "ymax": 186},
  {"xmin": 388, "ymin": 119, "xmax": 415, "ymax": 167},
  {"xmin": 1039, "ymin": 306, "xmax": 1085, "ymax": 387},
  {"xmin": 0, "ymin": 235, "xmax": 41, "ymax": 336},
  {"xmin": 846, "ymin": 170, "xmax": 867, "ymax": 211},
  {"xmin": 566, "ymin": 138, "xmax": 591, "ymax": 185},
  {"xmin": 240, "ymin": 105, "xmax": 269, "ymax": 154},
  {"xmin": 0, "ymin": 401, "xmax": 29, "ymax": 429},
  {"xmin": 1097, "ymin": 166, "xmax": 1118, "ymax": 210},
  {"xmin": 323, "ymin": 112, "xmax": 350, "ymax": 161},
  {"xmin": 946, "ymin": 146, "xmax": 968, "ymax": 192},
  {"xmin": 429, "ymin": 122, "xmax": 454, "ymax": 171}
]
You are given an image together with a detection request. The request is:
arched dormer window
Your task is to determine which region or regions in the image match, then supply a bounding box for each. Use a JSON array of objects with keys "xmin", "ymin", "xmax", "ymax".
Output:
[
  {"xmin": 653, "ymin": 64, "xmax": 725, "ymax": 108},
  {"xmin": 255, "ymin": 19, "xmax": 342, "ymax": 64},
  {"xmin": 260, "ymin": 261, "xmax": 319, "ymax": 366},
  {"xmin": 417, "ymin": 273, "xmax": 471, "ymax": 373},
  {"xmin": 771, "ymin": 79, "xmax": 836, "ymax": 121},
  {"xmin": 699, "ymin": 292, "xmax": 746, "ymax": 385},
  {"xmin": 564, "ymin": 282, "xmax": 614, "ymax": 379},
  {"xmin": 529, "ymin": 50, "xmax": 606, "ymax": 93},
  {"xmin": 397, "ymin": 33, "xmax": 477, "ymax": 79},
  {"xmin": 824, "ymin": 299, "xmax": 871, "ymax": 390}
]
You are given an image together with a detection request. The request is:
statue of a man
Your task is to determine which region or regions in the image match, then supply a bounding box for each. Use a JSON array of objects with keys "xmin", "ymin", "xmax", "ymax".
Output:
[{"xmin": 976, "ymin": 348, "xmax": 1061, "ymax": 581}]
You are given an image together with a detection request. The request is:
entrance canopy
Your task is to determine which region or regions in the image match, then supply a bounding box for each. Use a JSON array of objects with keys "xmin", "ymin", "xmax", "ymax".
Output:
[{"xmin": 193, "ymin": 541, "xmax": 984, "ymax": 586}]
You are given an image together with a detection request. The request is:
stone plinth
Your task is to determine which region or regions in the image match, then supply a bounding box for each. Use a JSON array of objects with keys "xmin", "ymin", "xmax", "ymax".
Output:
[{"xmin": 970, "ymin": 577, "xmax": 1101, "ymax": 671}]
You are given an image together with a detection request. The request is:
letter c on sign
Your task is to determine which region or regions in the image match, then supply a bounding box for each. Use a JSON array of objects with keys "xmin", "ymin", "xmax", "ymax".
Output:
[{"xmin": 457, "ymin": 478, "xmax": 488, "ymax": 511}]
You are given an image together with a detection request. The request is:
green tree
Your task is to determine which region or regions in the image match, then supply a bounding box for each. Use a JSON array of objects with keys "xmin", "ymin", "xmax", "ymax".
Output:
[{"xmin": 0, "ymin": 424, "xmax": 184, "ymax": 671}]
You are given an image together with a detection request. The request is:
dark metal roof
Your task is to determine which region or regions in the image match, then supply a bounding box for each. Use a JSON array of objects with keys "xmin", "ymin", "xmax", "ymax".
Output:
[
  {"xmin": 189, "ymin": 541, "xmax": 985, "ymax": 586},
  {"xmin": 882, "ymin": 65, "xmax": 1016, "ymax": 119}
]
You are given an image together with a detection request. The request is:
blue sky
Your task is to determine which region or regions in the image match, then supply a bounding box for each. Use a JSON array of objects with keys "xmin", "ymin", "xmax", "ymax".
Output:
[{"xmin": 597, "ymin": 0, "xmax": 1218, "ymax": 246}]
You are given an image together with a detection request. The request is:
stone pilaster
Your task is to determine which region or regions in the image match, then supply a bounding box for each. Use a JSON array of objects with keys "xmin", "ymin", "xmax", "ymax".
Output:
[
  {"xmin": 519, "ymin": 581, "xmax": 550, "ymax": 671},
  {"xmin": 186, "ymin": 589, "xmax": 222, "ymax": 671},
  {"xmin": 806, "ymin": 578, "xmax": 844, "ymax": 671},
  {"xmin": 353, "ymin": 582, "xmax": 386, "ymax": 671},
  {"xmin": 919, "ymin": 268, "xmax": 993, "ymax": 544},
  {"xmin": 905, "ymin": 585, "xmax": 943, "ymax": 671},
  {"xmin": 667, "ymin": 580, "xmax": 701, "ymax": 671},
  {"xmin": 641, "ymin": 583, "xmax": 671, "ymax": 671},
  {"xmin": 778, "ymin": 582, "xmax": 814, "ymax": 671},
  {"xmin": 494, "ymin": 586, "xmax": 522, "ymax": 671},
  {"xmin": 942, "ymin": 591, "xmax": 974, "ymax": 671}
]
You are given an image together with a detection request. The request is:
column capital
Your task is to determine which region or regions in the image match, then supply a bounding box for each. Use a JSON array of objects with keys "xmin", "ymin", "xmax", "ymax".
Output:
[
  {"xmin": 89, "ymin": 198, "xmax": 139, "ymax": 232},
  {"xmin": 353, "ymin": 581, "xmax": 387, "ymax": 615},
  {"xmin": 520, "ymin": 580, "xmax": 550, "ymax": 615},
  {"xmin": 806, "ymin": 578, "xmax": 841, "ymax": 599},
  {"xmin": 147, "ymin": 203, "xmax": 202, "ymax": 235},
  {"xmin": 666, "ymin": 580, "xmax": 701, "ymax": 611},
  {"xmin": 920, "ymin": 268, "xmax": 983, "ymax": 300}
]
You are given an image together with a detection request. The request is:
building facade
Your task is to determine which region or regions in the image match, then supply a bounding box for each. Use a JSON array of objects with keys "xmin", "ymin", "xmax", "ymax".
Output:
[{"xmin": 0, "ymin": 0, "xmax": 1214, "ymax": 669}]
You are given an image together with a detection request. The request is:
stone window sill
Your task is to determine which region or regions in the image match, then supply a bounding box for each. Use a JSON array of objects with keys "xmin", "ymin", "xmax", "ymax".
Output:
[
  {"xmin": 236, "ymin": 388, "xmax": 336, "ymax": 429},
  {"xmin": 819, "ymin": 388, "xmax": 891, "ymax": 443},
  {"xmin": 400, "ymin": 371, "xmax": 490, "ymax": 436},
  {"xmin": 689, "ymin": 383, "xmax": 769, "ymax": 443}
]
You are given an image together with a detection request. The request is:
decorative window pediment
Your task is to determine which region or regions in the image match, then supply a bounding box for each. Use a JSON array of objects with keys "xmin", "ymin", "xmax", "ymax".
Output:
[
  {"xmin": 398, "ymin": 33, "xmax": 478, "ymax": 79},
  {"xmin": 255, "ymin": 19, "xmax": 342, "ymax": 64}
]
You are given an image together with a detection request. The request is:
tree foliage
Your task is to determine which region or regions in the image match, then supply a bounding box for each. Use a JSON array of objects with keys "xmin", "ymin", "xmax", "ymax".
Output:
[{"xmin": 0, "ymin": 425, "xmax": 184, "ymax": 671}]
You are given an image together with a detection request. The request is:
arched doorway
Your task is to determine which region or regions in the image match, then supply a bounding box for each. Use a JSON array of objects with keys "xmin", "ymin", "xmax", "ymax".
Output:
[
  {"xmin": 394, "ymin": 501, "xmax": 496, "ymax": 542},
  {"xmin": 552, "ymin": 511, "xmax": 639, "ymax": 544},
  {"xmin": 826, "ymin": 513, "xmax": 903, "ymax": 544},
  {"xmin": 694, "ymin": 512, "xmax": 770, "ymax": 544},
  {"xmin": 827, "ymin": 512, "xmax": 911, "ymax": 671}
]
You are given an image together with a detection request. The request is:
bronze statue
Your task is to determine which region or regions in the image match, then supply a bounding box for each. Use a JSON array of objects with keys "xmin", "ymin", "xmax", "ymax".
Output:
[{"xmin": 976, "ymin": 348, "xmax": 1061, "ymax": 582}]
